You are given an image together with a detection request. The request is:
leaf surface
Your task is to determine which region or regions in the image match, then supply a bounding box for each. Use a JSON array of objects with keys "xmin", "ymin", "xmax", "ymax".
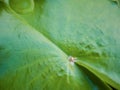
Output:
[{"xmin": 0, "ymin": 0, "xmax": 120, "ymax": 90}]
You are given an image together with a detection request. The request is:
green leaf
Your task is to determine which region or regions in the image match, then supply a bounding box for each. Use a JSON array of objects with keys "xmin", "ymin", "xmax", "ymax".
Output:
[{"xmin": 0, "ymin": 0, "xmax": 120, "ymax": 90}]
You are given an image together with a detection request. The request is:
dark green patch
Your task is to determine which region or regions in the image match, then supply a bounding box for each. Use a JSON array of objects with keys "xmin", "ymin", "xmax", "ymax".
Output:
[{"xmin": 0, "ymin": 46, "xmax": 10, "ymax": 61}]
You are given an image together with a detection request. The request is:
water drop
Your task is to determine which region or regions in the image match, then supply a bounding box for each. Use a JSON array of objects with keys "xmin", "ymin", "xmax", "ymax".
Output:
[{"xmin": 9, "ymin": 0, "xmax": 34, "ymax": 14}]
